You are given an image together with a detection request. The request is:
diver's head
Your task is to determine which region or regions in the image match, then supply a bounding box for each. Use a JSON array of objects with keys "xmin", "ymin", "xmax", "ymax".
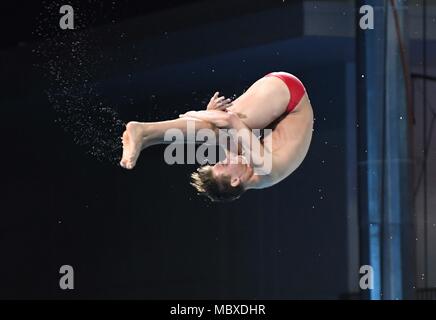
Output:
[{"xmin": 190, "ymin": 156, "xmax": 253, "ymax": 202}]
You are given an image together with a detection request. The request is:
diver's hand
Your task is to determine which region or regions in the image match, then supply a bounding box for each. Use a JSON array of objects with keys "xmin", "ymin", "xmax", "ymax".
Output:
[
  {"xmin": 180, "ymin": 110, "xmax": 238, "ymax": 129},
  {"xmin": 206, "ymin": 92, "xmax": 232, "ymax": 111}
]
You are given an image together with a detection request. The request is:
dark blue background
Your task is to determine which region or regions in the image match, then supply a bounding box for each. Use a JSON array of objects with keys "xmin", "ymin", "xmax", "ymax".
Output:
[{"xmin": 0, "ymin": 0, "xmax": 411, "ymax": 299}]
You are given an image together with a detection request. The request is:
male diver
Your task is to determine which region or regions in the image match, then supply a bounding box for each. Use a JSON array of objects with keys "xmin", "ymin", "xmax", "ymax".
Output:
[{"xmin": 120, "ymin": 72, "xmax": 314, "ymax": 202}]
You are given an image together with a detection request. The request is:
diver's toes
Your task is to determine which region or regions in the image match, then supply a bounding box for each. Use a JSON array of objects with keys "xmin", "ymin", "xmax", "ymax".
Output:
[{"xmin": 120, "ymin": 159, "xmax": 129, "ymax": 169}]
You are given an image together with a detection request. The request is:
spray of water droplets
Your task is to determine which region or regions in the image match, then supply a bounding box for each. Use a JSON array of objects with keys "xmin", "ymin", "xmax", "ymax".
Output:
[{"xmin": 33, "ymin": 0, "xmax": 125, "ymax": 165}]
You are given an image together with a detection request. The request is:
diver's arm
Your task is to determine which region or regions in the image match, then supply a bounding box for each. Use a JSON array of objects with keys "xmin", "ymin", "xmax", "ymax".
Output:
[
  {"xmin": 226, "ymin": 112, "xmax": 272, "ymax": 169},
  {"xmin": 180, "ymin": 110, "xmax": 272, "ymax": 169}
]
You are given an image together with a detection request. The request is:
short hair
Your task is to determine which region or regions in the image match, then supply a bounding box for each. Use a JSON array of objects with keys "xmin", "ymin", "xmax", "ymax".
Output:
[{"xmin": 191, "ymin": 165, "xmax": 245, "ymax": 202}]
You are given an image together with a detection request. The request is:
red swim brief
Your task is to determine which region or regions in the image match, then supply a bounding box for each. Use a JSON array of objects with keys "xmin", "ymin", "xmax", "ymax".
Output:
[{"xmin": 264, "ymin": 72, "xmax": 306, "ymax": 113}]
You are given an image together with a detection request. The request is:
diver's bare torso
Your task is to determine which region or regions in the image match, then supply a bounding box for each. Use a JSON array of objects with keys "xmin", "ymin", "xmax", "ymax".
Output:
[{"xmin": 227, "ymin": 76, "xmax": 314, "ymax": 188}]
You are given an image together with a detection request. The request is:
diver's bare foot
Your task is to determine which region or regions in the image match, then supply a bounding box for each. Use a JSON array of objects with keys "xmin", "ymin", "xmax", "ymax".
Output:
[{"xmin": 120, "ymin": 122, "xmax": 144, "ymax": 169}]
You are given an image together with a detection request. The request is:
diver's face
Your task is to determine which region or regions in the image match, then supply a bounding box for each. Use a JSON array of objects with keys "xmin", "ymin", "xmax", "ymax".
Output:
[{"xmin": 211, "ymin": 156, "xmax": 250, "ymax": 187}]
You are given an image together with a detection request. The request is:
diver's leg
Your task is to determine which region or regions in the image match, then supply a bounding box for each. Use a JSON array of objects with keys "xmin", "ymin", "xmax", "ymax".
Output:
[
  {"xmin": 120, "ymin": 118, "xmax": 217, "ymax": 169},
  {"xmin": 141, "ymin": 118, "xmax": 217, "ymax": 146}
]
